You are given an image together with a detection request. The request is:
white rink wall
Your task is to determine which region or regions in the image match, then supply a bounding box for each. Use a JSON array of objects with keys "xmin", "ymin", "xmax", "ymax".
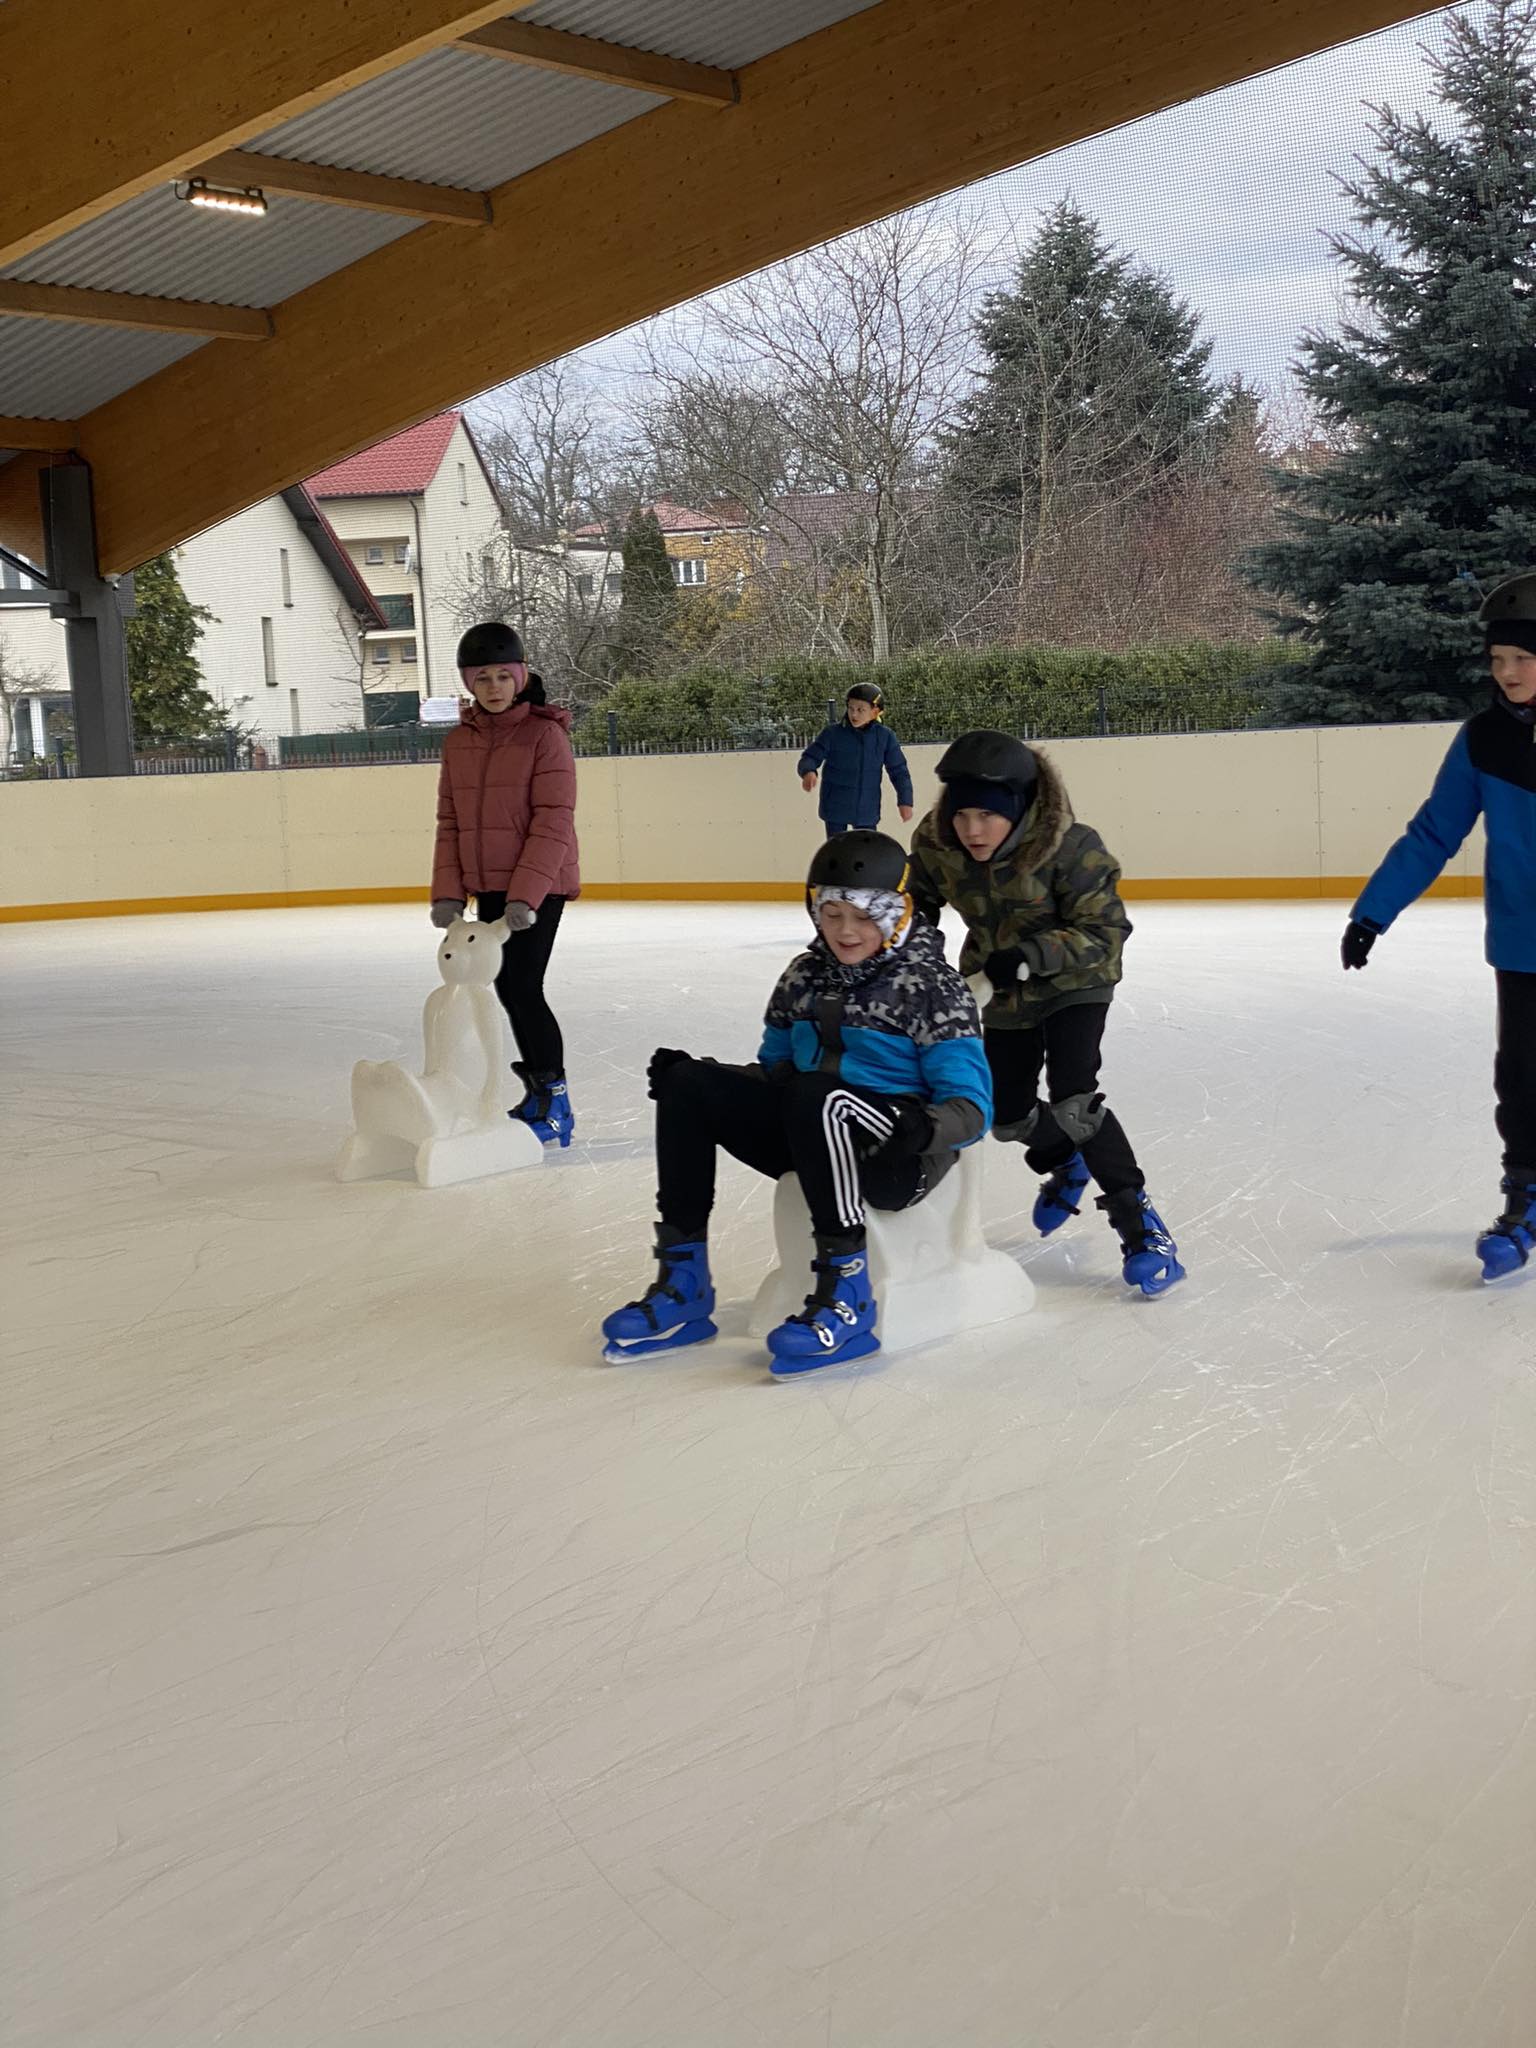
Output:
[{"xmin": 0, "ymin": 720, "xmax": 1484, "ymax": 916}]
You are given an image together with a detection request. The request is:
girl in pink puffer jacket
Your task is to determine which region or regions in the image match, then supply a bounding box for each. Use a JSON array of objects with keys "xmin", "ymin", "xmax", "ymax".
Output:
[{"xmin": 430, "ymin": 622, "xmax": 581, "ymax": 1146}]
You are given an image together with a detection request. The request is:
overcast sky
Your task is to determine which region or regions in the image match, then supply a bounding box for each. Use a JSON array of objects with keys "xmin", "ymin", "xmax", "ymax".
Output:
[{"xmin": 475, "ymin": 5, "xmax": 1463, "ymax": 419}]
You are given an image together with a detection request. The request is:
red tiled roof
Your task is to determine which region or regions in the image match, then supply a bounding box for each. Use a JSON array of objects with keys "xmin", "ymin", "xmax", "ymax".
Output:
[
  {"xmin": 568, "ymin": 496, "xmax": 753, "ymax": 540},
  {"xmin": 307, "ymin": 412, "xmax": 463, "ymax": 499}
]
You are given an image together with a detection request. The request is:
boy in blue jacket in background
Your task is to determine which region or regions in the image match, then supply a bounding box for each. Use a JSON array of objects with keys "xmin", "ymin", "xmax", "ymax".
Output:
[
  {"xmin": 602, "ymin": 832, "xmax": 992, "ymax": 1373},
  {"xmin": 799, "ymin": 683, "xmax": 915, "ymax": 837},
  {"xmin": 1343, "ymin": 569, "xmax": 1536, "ymax": 1279}
]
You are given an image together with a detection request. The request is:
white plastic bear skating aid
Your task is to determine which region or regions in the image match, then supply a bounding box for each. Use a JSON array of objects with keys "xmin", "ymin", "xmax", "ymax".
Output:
[{"xmin": 336, "ymin": 916, "xmax": 545, "ymax": 1189}]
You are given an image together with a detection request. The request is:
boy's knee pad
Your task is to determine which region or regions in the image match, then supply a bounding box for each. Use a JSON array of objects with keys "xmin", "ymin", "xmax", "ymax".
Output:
[
  {"xmin": 1051, "ymin": 1091, "xmax": 1106, "ymax": 1145},
  {"xmin": 993, "ymin": 1105, "xmax": 1041, "ymax": 1146}
]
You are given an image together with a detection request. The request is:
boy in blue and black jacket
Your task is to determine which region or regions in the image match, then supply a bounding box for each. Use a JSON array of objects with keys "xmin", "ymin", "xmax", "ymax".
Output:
[
  {"xmin": 799, "ymin": 683, "xmax": 914, "ymax": 837},
  {"xmin": 1343, "ymin": 569, "xmax": 1536, "ymax": 1278},
  {"xmin": 602, "ymin": 832, "xmax": 992, "ymax": 1373}
]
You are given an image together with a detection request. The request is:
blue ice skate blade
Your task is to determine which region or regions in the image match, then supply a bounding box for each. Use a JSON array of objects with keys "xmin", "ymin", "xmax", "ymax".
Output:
[
  {"xmin": 1125, "ymin": 1253, "xmax": 1186, "ymax": 1298},
  {"xmin": 603, "ymin": 1319, "xmax": 718, "ymax": 1364},
  {"xmin": 768, "ymin": 1332, "xmax": 881, "ymax": 1375}
]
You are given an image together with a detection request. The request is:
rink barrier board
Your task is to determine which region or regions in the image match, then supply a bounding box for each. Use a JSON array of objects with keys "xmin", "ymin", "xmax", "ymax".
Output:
[{"xmin": 0, "ymin": 875, "xmax": 1483, "ymax": 922}]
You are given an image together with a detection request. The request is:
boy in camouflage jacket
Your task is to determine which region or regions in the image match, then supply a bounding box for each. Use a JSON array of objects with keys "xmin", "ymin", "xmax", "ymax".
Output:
[{"xmin": 909, "ymin": 729, "xmax": 1185, "ymax": 1297}]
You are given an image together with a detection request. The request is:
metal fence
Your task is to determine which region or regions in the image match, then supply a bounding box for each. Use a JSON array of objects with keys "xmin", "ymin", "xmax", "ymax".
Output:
[{"xmin": 2, "ymin": 684, "xmax": 1304, "ymax": 782}]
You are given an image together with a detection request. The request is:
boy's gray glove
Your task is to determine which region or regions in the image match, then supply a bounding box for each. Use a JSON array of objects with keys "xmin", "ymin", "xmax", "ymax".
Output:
[
  {"xmin": 503, "ymin": 900, "xmax": 536, "ymax": 934},
  {"xmin": 430, "ymin": 898, "xmax": 465, "ymax": 929}
]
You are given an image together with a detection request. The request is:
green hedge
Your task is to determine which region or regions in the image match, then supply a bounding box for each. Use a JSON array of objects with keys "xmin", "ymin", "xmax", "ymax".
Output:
[{"xmin": 571, "ymin": 642, "xmax": 1307, "ymax": 754}]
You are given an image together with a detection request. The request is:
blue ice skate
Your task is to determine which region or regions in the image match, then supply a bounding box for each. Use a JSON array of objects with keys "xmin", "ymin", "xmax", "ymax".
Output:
[
  {"xmin": 510, "ymin": 1063, "xmax": 575, "ymax": 1149},
  {"xmin": 1034, "ymin": 1151, "xmax": 1090, "ymax": 1237},
  {"xmin": 767, "ymin": 1244, "xmax": 880, "ymax": 1374},
  {"xmin": 1101, "ymin": 1188, "xmax": 1186, "ymax": 1298},
  {"xmin": 602, "ymin": 1234, "xmax": 717, "ymax": 1362},
  {"xmin": 1476, "ymin": 1174, "xmax": 1536, "ymax": 1282}
]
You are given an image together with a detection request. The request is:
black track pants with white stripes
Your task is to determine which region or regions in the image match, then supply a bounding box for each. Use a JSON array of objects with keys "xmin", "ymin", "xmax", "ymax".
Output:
[{"xmin": 654, "ymin": 1061, "xmax": 925, "ymax": 1244}]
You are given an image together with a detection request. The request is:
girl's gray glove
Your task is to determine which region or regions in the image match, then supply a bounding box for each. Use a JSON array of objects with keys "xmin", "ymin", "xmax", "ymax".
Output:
[
  {"xmin": 430, "ymin": 898, "xmax": 465, "ymax": 929},
  {"xmin": 504, "ymin": 901, "xmax": 536, "ymax": 933}
]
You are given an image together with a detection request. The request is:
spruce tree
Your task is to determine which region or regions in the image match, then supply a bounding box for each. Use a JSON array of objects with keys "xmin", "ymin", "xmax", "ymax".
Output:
[
  {"xmin": 124, "ymin": 552, "xmax": 224, "ymax": 746},
  {"xmin": 607, "ymin": 506, "xmax": 678, "ymax": 677},
  {"xmin": 1248, "ymin": 0, "xmax": 1536, "ymax": 722},
  {"xmin": 943, "ymin": 201, "xmax": 1221, "ymax": 568}
]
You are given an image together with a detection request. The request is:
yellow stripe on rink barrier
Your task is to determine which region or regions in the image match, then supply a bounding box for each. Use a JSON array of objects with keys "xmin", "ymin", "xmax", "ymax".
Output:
[{"xmin": 0, "ymin": 874, "xmax": 1483, "ymax": 923}]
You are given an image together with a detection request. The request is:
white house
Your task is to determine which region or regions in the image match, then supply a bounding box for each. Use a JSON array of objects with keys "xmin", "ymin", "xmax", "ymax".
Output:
[
  {"xmin": 306, "ymin": 411, "xmax": 504, "ymax": 720},
  {"xmin": 0, "ymin": 484, "xmax": 383, "ymax": 760}
]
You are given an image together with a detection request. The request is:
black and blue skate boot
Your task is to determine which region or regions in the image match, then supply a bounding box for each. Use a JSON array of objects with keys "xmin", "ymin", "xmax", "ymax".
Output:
[
  {"xmin": 602, "ymin": 1230, "xmax": 717, "ymax": 1362},
  {"xmin": 767, "ymin": 1239, "xmax": 880, "ymax": 1374},
  {"xmin": 1100, "ymin": 1187, "xmax": 1186, "ymax": 1298},
  {"xmin": 511, "ymin": 1062, "xmax": 575, "ymax": 1149},
  {"xmin": 1034, "ymin": 1151, "xmax": 1090, "ymax": 1237},
  {"xmin": 1476, "ymin": 1171, "xmax": 1536, "ymax": 1282}
]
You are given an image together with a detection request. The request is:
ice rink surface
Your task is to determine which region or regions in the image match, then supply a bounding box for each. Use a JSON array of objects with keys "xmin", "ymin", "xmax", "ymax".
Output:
[{"xmin": 3, "ymin": 899, "xmax": 1533, "ymax": 2047}]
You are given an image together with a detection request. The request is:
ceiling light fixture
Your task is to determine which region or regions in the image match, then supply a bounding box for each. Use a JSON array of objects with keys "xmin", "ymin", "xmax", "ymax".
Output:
[{"xmin": 179, "ymin": 176, "xmax": 268, "ymax": 217}]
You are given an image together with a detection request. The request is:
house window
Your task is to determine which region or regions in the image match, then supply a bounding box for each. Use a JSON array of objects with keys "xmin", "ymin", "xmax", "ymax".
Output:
[
  {"xmin": 365, "ymin": 544, "xmax": 385, "ymax": 565},
  {"xmin": 673, "ymin": 557, "xmax": 707, "ymax": 587},
  {"xmin": 401, "ymin": 640, "xmax": 418, "ymax": 665},
  {"xmin": 279, "ymin": 547, "xmax": 293, "ymax": 608},
  {"xmin": 604, "ymin": 572, "xmax": 623, "ymax": 595},
  {"xmin": 371, "ymin": 643, "xmax": 392, "ymax": 666},
  {"xmin": 375, "ymin": 593, "xmax": 415, "ymax": 630},
  {"xmin": 458, "ymin": 463, "xmax": 468, "ymax": 505},
  {"xmin": 290, "ymin": 689, "xmax": 302, "ymax": 737},
  {"xmin": 261, "ymin": 616, "xmax": 277, "ymax": 686},
  {"xmin": 466, "ymin": 552, "xmax": 475, "ymax": 581},
  {"xmin": 575, "ymin": 573, "xmax": 595, "ymax": 598},
  {"xmin": 394, "ymin": 542, "xmax": 410, "ymax": 566},
  {"xmin": 481, "ymin": 550, "xmax": 497, "ymax": 584}
]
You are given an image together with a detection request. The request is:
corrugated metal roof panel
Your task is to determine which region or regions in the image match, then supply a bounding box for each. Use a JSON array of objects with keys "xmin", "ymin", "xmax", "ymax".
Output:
[
  {"xmin": 2, "ymin": 188, "xmax": 418, "ymax": 307},
  {"xmin": 521, "ymin": 0, "xmax": 884, "ymax": 69},
  {"xmin": 253, "ymin": 47, "xmax": 661, "ymax": 192},
  {"xmin": 0, "ymin": 320, "xmax": 205, "ymax": 418}
]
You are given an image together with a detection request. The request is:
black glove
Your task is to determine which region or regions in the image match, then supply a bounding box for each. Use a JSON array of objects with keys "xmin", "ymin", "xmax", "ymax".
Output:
[
  {"xmin": 984, "ymin": 946, "xmax": 1029, "ymax": 987},
  {"xmin": 867, "ymin": 1098, "xmax": 932, "ymax": 1163},
  {"xmin": 646, "ymin": 1047, "xmax": 693, "ymax": 1099},
  {"xmin": 1341, "ymin": 920, "xmax": 1379, "ymax": 971}
]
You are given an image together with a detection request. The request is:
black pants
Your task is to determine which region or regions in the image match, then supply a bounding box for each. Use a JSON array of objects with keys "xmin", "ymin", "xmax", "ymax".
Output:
[
  {"xmin": 1495, "ymin": 969, "xmax": 1536, "ymax": 1170},
  {"xmin": 655, "ymin": 1061, "xmax": 925, "ymax": 1243},
  {"xmin": 985, "ymin": 1004, "xmax": 1143, "ymax": 1197},
  {"xmin": 474, "ymin": 891, "xmax": 565, "ymax": 1075}
]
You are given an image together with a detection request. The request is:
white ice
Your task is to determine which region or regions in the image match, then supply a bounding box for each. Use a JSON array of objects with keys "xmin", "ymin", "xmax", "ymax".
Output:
[{"xmin": 3, "ymin": 900, "xmax": 1533, "ymax": 2048}]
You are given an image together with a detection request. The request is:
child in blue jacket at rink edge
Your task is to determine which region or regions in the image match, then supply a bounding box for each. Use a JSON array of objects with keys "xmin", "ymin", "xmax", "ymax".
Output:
[
  {"xmin": 602, "ymin": 831, "xmax": 993, "ymax": 1374},
  {"xmin": 798, "ymin": 683, "xmax": 915, "ymax": 837},
  {"xmin": 1343, "ymin": 568, "xmax": 1536, "ymax": 1278}
]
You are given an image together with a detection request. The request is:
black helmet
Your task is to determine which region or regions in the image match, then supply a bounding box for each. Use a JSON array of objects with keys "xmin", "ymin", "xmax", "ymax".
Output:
[
  {"xmin": 456, "ymin": 621, "xmax": 525, "ymax": 669},
  {"xmin": 806, "ymin": 829, "xmax": 909, "ymax": 895},
  {"xmin": 936, "ymin": 728, "xmax": 1038, "ymax": 795},
  {"xmin": 845, "ymin": 682, "xmax": 884, "ymax": 709}
]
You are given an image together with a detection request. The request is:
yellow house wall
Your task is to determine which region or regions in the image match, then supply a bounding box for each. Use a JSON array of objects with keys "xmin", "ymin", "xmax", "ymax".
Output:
[{"xmin": 0, "ymin": 722, "xmax": 1482, "ymax": 919}]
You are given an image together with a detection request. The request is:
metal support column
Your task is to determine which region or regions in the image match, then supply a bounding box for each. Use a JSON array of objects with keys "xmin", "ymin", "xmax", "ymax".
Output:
[{"xmin": 42, "ymin": 463, "xmax": 136, "ymax": 778}]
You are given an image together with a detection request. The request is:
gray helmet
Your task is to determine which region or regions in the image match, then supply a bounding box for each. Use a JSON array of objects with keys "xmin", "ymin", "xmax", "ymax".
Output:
[
  {"xmin": 1476, "ymin": 570, "xmax": 1536, "ymax": 628},
  {"xmin": 935, "ymin": 728, "xmax": 1038, "ymax": 796}
]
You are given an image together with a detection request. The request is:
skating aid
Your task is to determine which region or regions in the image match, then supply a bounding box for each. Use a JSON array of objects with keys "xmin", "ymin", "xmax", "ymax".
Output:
[
  {"xmin": 1034, "ymin": 1151, "xmax": 1090, "ymax": 1237},
  {"xmin": 767, "ymin": 1243, "xmax": 881, "ymax": 1373},
  {"xmin": 602, "ymin": 1236, "xmax": 717, "ymax": 1362},
  {"xmin": 1099, "ymin": 1188, "xmax": 1186, "ymax": 1298},
  {"xmin": 1476, "ymin": 1173, "xmax": 1536, "ymax": 1281}
]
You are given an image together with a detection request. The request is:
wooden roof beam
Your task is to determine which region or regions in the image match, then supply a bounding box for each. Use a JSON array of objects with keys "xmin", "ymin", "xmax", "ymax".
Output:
[
  {"xmin": 196, "ymin": 150, "xmax": 492, "ymax": 225},
  {"xmin": 458, "ymin": 19, "xmax": 739, "ymax": 105},
  {"xmin": 79, "ymin": 0, "xmax": 1430, "ymax": 573},
  {"xmin": 0, "ymin": 280, "xmax": 272, "ymax": 341},
  {"xmin": 0, "ymin": 0, "xmax": 522, "ymax": 268},
  {"xmin": 0, "ymin": 417, "xmax": 81, "ymax": 453}
]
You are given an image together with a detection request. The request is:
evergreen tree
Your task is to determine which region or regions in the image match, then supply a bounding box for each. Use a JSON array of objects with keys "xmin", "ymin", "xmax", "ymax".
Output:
[
  {"xmin": 607, "ymin": 506, "xmax": 678, "ymax": 676},
  {"xmin": 1247, "ymin": 1, "xmax": 1536, "ymax": 722},
  {"xmin": 124, "ymin": 552, "xmax": 224, "ymax": 746},
  {"xmin": 942, "ymin": 201, "xmax": 1222, "ymax": 571}
]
